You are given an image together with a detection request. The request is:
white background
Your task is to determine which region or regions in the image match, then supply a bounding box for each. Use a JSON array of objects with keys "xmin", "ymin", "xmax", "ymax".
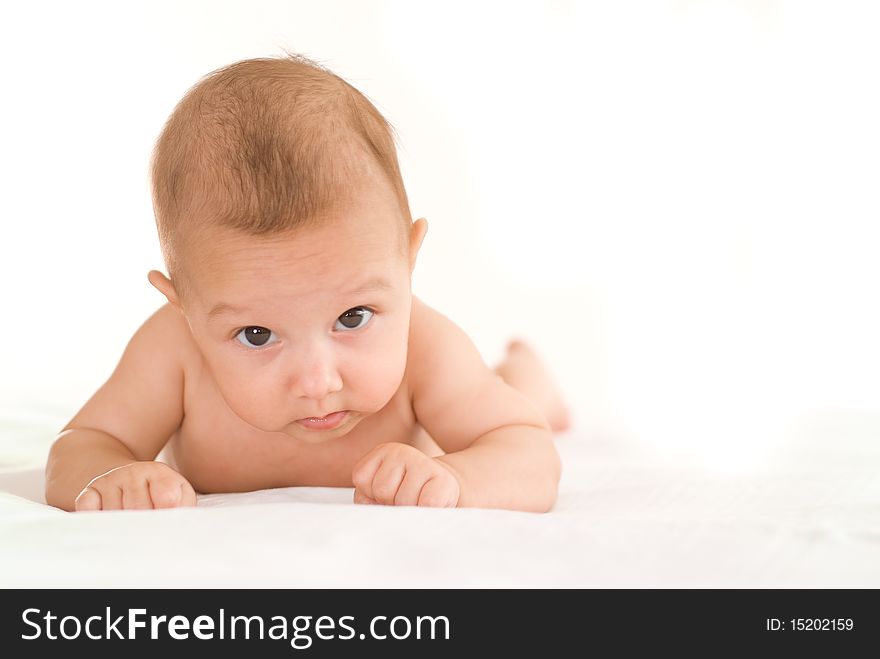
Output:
[{"xmin": 1, "ymin": 1, "xmax": 878, "ymax": 472}]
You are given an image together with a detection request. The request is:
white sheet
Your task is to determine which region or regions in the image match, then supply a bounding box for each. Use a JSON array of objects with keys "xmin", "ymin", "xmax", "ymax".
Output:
[{"xmin": 1, "ymin": 407, "xmax": 879, "ymax": 587}]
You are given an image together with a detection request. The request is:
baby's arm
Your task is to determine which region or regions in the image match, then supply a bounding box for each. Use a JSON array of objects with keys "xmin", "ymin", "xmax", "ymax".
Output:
[
  {"xmin": 45, "ymin": 304, "xmax": 196, "ymax": 512},
  {"xmin": 352, "ymin": 306, "xmax": 561, "ymax": 512}
]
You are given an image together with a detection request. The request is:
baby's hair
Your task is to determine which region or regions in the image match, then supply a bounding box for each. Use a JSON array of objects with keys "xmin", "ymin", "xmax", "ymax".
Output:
[{"xmin": 149, "ymin": 50, "xmax": 412, "ymax": 303}]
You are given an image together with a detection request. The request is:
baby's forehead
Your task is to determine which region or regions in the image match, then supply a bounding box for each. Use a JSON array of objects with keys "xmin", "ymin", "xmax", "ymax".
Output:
[
  {"xmin": 188, "ymin": 253, "xmax": 403, "ymax": 320},
  {"xmin": 183, "ymin": 221, "xmax": 405, "ymax": 288},
  {"xmin": 191, "ymin": 217, "xmax": 401, "ymax": 255},
  {"xmin": 185, "ymin": 202, "xmax": 406, "ymax": 258}
]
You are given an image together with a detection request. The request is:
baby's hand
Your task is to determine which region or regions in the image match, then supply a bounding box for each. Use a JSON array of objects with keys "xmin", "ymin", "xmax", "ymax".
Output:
[
  {"xmin": 352, "ymin": 442, "xmax": 460, "ymax": 508},
  {"xmin": 74, "ymin": 461, "xmax": 198, "ymax": 511}
]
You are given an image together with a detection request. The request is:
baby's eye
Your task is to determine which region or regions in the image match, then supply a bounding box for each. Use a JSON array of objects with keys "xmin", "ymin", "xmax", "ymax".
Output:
[
  {"xmin": 235, "ymin": 326, "xmax": 278, "ymax": 349},
  {"xmin": 334, "ymin": 307, "xmax": 374, "ymax": 331}
]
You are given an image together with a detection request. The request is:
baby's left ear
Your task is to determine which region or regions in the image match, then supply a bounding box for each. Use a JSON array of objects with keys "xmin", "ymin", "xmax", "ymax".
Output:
[{"xmin": 409, "ymin": 218, "xmax": 429, "ymax": 270}]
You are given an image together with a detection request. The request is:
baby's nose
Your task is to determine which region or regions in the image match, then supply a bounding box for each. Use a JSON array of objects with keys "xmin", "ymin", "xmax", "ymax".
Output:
[
  {"xmin": 288, "ymin": 350, "xmax": 343, "ymax": 400},
  {"xmin": 295, "ymin": 372, "xmax": 342, "ymax": 400}
]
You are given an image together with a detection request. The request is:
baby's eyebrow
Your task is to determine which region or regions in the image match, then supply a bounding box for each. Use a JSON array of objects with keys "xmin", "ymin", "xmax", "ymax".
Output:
[
  {"xmin": 207, "ymin": 302, "xmax": 247, "ymax": 320},
  {"xmin": 206, "ymin": 277, "xmax": 393, "ymax": 321},
  {"xmin": 346, "ymin": 276, "xmax": 393, "ymax": 295}
]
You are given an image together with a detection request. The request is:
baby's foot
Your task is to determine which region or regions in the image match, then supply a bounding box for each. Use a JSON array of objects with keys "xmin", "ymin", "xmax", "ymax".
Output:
[{"xmin": 500, "ymin": 339, "xmax": 572, "ymax": 433}]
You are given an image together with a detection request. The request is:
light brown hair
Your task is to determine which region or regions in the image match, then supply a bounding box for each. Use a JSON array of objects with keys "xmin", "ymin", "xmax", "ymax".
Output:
[{"xmin": 149, "ymin": 51, "xmax": 412, "ymax": 303}]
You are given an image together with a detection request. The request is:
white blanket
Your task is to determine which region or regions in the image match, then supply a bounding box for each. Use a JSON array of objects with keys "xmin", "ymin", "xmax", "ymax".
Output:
[{"xmin": 1, "ymin": 408, "xmax": 879, "ymax": 587}]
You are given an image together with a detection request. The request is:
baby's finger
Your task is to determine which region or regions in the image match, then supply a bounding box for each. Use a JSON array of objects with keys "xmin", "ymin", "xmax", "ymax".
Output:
[
  {"xmin": 370, "ymin": 460, "xmax": 406, "ymax": 505},
  {"xmin": 97, "ymin": 484, "xmax": 124, "ymax": 510},
  {"xmin": 351, "ymin": 463, "xmax": 381, "ymax": 499},
  {"xmin": 179, "ymin": 481, "xmax": 198, "ymax": 507},
  {"xmin": 417, "ymin": 477, "xmax": 457, "ymax": 508},
  {"xmin": 351, "ymin": 444, "xmax": 393, "ymax": 499},
  {"xmin": 353, "ymin": 489, "xmax": 376, "ymax": 505},
  {"xmin": 121, "ymin": 480, "xmax": 153, "ymax": 510},
  {"xmin": 74, "ymin": 486, "xmax": 102, "ymax": 512},
  {"xmin": 148, "ymin": 478, "xmax": 184, "ymax": 509},
  {"xmin": 393, "ymin": 469, "xmax": 428, "ymax": 507}
]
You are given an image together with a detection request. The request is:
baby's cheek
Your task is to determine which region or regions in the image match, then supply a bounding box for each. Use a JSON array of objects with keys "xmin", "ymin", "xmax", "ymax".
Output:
[
  {"xmin": 215, "ymin": 373, "xmax": 288, "ymax": 431},
  {"xmin": 350, "ymin": 343, "xmax": 408, "ymax": 410}
]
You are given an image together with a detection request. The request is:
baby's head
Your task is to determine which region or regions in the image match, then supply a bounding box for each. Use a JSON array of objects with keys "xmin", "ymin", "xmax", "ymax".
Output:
[{"xmin": 147, "ymin": 53, "xmax": 427, "ymax": 441}]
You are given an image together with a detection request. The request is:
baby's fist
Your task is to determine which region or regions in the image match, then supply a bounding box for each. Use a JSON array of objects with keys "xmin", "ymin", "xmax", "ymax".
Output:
[
  {"xmin": 74, "ymin": 461, "xmax": 197, "ymax": 511},
  {"xmin": 352, "ymin": 442, "xmax": 460, "ymax": 508}
]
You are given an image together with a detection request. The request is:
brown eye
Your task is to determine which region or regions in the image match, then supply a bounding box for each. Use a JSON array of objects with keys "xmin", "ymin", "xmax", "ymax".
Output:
[
  {"xmin": 335, "ymin": 307, "xmax": 373, "ymax": 331},
  {"xmin": 236, "ymin": 326, "xmax": 275, "ymax": 348}
]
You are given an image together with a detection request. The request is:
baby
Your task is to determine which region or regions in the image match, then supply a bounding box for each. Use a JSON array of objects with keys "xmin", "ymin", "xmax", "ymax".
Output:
[{"xmin": 44, "ymin": 53, "xmax": 568, "ymax": 513}]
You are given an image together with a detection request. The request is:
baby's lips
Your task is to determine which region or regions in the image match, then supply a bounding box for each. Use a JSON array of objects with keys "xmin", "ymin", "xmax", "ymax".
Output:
[{"xmin": 295, "ymin": 410, "xmax": 349, "ymax": 430}]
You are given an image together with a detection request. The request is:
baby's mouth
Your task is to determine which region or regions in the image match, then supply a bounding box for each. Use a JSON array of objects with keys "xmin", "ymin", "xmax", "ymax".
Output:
[{"xmin": 295, "ymin": 410, "xmax": 349, "ymax": 430}]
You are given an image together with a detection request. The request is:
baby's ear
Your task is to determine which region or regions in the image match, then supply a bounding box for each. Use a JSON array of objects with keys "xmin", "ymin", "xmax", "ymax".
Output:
[
  {"xmin": 409, "ymin": 218, "xmax": 429, "ymax": 271},
  {"xmin": 147, "ymin": 270, "xmax": 182, "ymax": 310}
]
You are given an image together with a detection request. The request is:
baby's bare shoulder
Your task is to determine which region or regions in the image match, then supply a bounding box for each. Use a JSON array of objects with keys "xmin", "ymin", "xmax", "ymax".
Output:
[
  {"xmin": 148, "ymin": 301, "xmax": 191, "ymax": 337},
  {"xmin": 144, "ymin": 303, "xmax": 200, "ymax": 366},
  {"xmin": 409, "ymin": 294, "xmax": 441, "ymax": 334},
  {"xmin": 61, "ymin": 302, "xmax": 193, "ymax": 461},
  {"xmin": 406, "ymin": 296, "xmax": 545, "ymax": 453},
  {"xmin": 406, "ymin": 295, "xmax": 489, "ymax": 390},
  {"xmin": 407, "ymin": 295, "xmax": 463, "ymax": 361}
]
